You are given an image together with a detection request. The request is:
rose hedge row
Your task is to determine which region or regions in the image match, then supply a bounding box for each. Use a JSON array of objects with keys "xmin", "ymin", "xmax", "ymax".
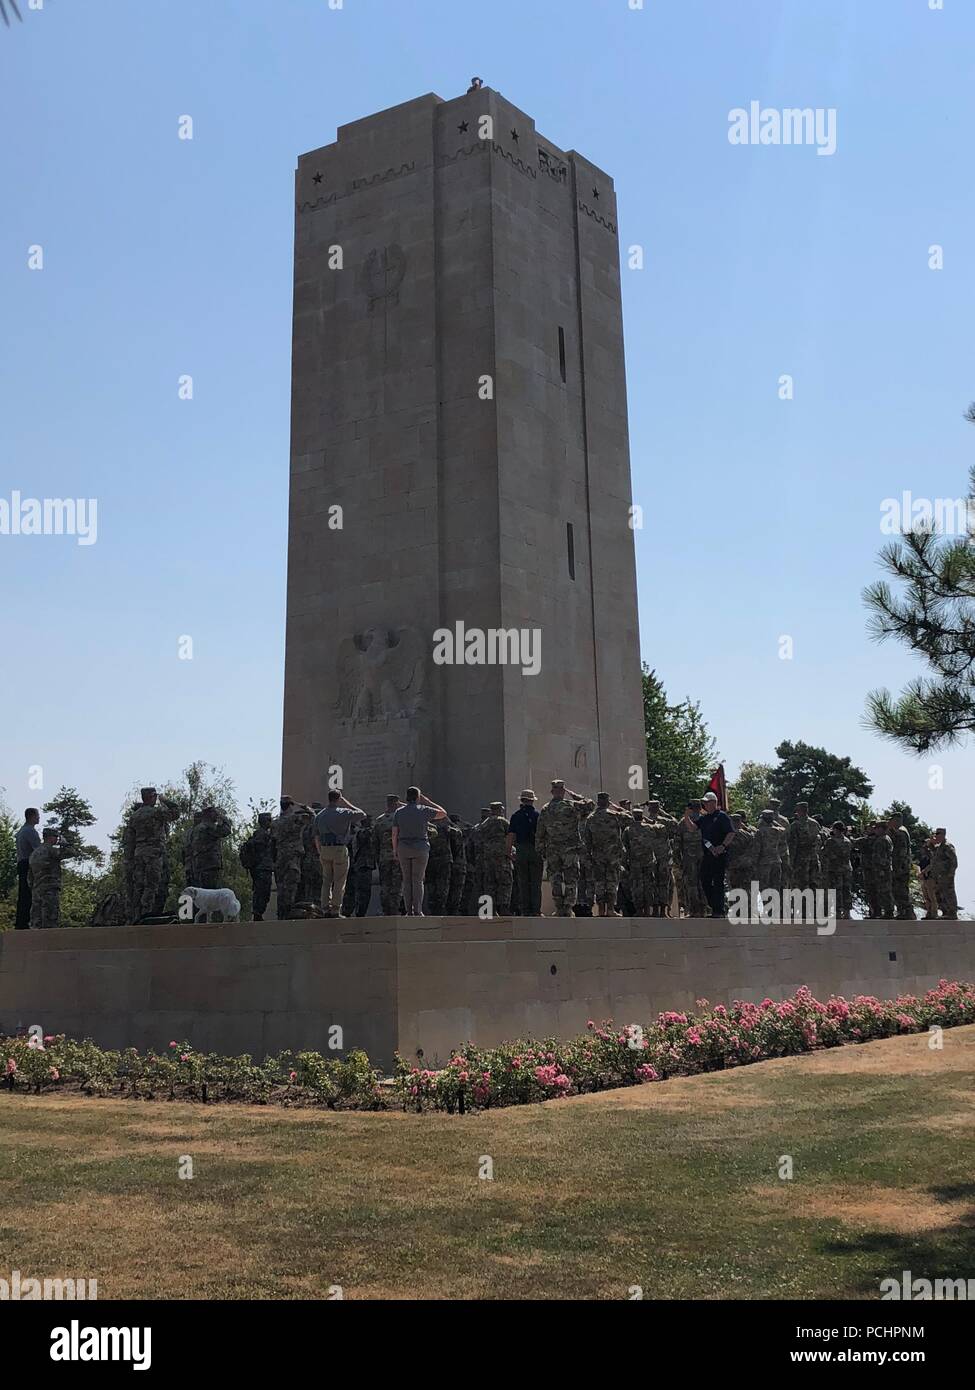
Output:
[{"xmin": 2, "ymin": 980, "xmax": 973, "ymax": 1113}]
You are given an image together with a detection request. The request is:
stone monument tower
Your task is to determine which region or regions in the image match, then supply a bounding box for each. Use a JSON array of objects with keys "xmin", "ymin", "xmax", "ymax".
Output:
[{"xmin": 282, "ymin": 87, "xmax": 645, "ymax": 816}]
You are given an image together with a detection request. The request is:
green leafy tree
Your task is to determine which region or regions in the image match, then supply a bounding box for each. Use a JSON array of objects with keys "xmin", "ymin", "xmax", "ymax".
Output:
[
  {"xmin": 0, "ymin": 789, "xmax": 17, "ymax": 901},
  {"xmin": 41, "ymin": 787, "xmax": 103, "ymax": 870},
  {"xmin": 769, "ymin": 741, "xmax": 874, "ymax": 823},
  {"xmin": 864, "ymin": 411, "xmax": 975, "ymax": 752},
  {"xmin": 726, "ymin": 761, "xmax": 774, "ymax": 823},
  {"xmin": 642, "ymin": 666, "xmax": 717, "ymax": 812}
]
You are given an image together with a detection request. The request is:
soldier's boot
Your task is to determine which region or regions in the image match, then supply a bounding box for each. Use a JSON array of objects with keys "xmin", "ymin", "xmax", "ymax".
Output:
[{"xmin": 254, "ymin": 913, "xmax": 264, "ymax": 922}]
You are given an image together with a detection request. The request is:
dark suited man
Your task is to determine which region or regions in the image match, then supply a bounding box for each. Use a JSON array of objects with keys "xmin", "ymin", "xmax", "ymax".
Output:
[
  {"xmin": 506, "ymin": 790, "xmax": 542, "ymax": 916},
  {"xmin": 15, "ymin": 808, "xmax": 42, "ymax": 929}
]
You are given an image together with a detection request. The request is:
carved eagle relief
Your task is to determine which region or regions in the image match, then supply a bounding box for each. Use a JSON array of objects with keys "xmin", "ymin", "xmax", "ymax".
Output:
[{"xmin": 334, "ymin": 626, "xmax": 426, "ymax": 725}]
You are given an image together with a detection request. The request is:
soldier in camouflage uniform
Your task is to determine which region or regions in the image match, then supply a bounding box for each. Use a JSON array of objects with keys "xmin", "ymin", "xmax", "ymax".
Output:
[
  {"xmin": 120, "ymin": 815, "xmax": 137, "ymax": 922},
  {"xmin": 446, "ymin": 816, "xmax": 467, "ymax": 914},
  {"xmin": 424, "ymin": 819, "xmax": 453, "ymax": 914},
  {"xmin": 584, "ymin": 793, "xmax": 627, "ymax": 916},
  {"xmin": 344, "ymin": 815, "xmax": 376, "ymax": 917},
  {"xmin": 182, "ymin": 811, "xmax": 203, "ymax": 885},
  {"xmin": 28, "ymin": 828, "xmax": 69, "ymax": 929},
  {"xmin": 575, "ymin": 798, "xmax": 596, "ymax": 916},
  {"xmin": 190, "ymin": 805, "xmax": 232, "ymax": 890},
  {"xmin": 641, "ymin": 801, "xmax": 676, "ymax": 917},
  {"xmin": 271, "ymin": 797, "xmax": 312, "ymax": 920},
  {"xmin": 622, "ymin": 809, "xmax": 655, "ymax": 917},
  {"xmin": 301, "ymin": 806, "xmax": 325, "ymax": 908},
  {"xmin": 373, "ymin": 795, "xmax": 404, "ymax": 915},
  {"xmin": 536, "ymin": 780, "xmax": 586, "ymax": 917},
  {"xmin": 787, "ymin": 803, "xmax": 821, "ymax": 892},
  {"xmin": 930, "ymin": 829, "xmax": 959, "ymax": 920},
  {"xmin": 753, "ymin": 811, "xmax": 784, "ymax": 894},
  {"xmin": 675, "ymin": 801, "xmax": 706, "ymax": 917},
  {"xmin": 478, "ymin": 802, "xmax": 513, "ymax": 914},
  {"xmin": 239, "ymin": 812, "xmax": 274, "ymax": 920},
  {"xmin": 129, "ymin": 787, "xmax": 181, "ymax": 921},
  {"xmin": 887, "ymin": 813, "xmax": 915, "ymax": 920},
  {"xmin": 725, "ymin": 814, "xmax": 757, "ymax": 896},
  {"xmin": 855, "ymin": 824, "xmax": 894, "ymax": 919},
  {"xmin": 768, "ymin": 799, "xmax": 791, "ymax": 888},
  {"xmin": 820, "ymin": 823, "xmax": 853, "ymax": 920}
]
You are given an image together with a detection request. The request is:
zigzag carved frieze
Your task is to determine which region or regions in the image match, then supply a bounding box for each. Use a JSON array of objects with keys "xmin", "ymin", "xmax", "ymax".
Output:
[
  {"xmin": 296, "ymin": 160, "xmax": 417, "ymax": 213},
  {"xmin": 437, "ymin": 139, "xmax": 538, "ymax": 182},
  {"xmin": 577, "ymin": 200, "xmax": 617, "ymax": 234}
]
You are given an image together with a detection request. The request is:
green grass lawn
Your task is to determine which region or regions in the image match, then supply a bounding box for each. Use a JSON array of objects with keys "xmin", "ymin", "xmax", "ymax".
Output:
[{"xmin": 1, "ymin": 1026, "xmax": 973, "ymax": 1300}]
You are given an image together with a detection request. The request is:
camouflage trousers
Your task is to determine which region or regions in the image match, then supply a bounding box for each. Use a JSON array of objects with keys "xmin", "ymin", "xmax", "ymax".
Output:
[
  {"xmin": 932, "ymin": 872, "xmax": 958, "ymax": 918},
  {"xmin": 921, "ymin": 876, "xmax": 939, "ymax": 917},
  {"xmin": 627, "ymin": 863, "xmax": 654, "ymax": 917},
  {"xmin": 677, "ymin": 854, "xmax": 706, "ymax": 916},
  {"xmin": 651, "ymin": 859, "xmax": 674, "ymax": 910},
  {"xmin": 545, "ymin": 848, "xmax": 579, "ymax": 914},
  {"xmin": 755, "ymin": 862, "xmax": 781, "ymax": 895},
  {"xmin": 275, "ymin": 851, "xmax": 303, "ymax": 920},
  {"xmin": 30, "ymin": 885, "xmax": 60, "ymax": 929},
  {"xmin": 378, "ymin": 859, "xmax": 403, "ymax": 916},
  {"xmin": 346, "ymin": 866, "xmax": 374, "ymax": 917},
  {"xmin": 299, "ymin": 858, "xmax": 323, "ymax": 907},
  {"xmin": 194, "ymin": 865, "xmax": 222, "ymax": 891},
  {"xmin": 823, "ymin": 869, "xmax": 852, "ymax": 920},
  {"xmin": 424, "ymin": 864, "xmax": 451, "ymax": 915},
  {"xmin": 591, "ymin": 853, "xmax": 622, "ymax": 906},
  {"xmin": 482, "ymin": 854, "xmax": 513, "ymax": 915},
  {"xmin": 446, "ymin": 863, "xmax": 467, "ymax": 914},
  {"xmin": 863, "ymin": 876, "xmax": 894, "ymax": 920},
  {"xmin": 132, "ymin": 847, "xmax": 167, "ymax": 920},
  {"xmin": 250, "ymin": 868, "xmax": 272, "ymax": 918},
  {"xmin": 576, "ymin": 855, "xmax": 594, "ymax": 912},
  {"xmin": 790, "ymin": 853, "xmax": 820, "ymax": 892},
  {"xmin": 892, "ymin": 873, "xmax": 914, "ymax": 920}
]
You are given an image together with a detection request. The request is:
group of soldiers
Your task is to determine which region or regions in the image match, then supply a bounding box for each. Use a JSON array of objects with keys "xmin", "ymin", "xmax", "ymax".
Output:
[
  {"xmin": 236, "ymin": 784, "xmax": 960, "ymax": 923},
  {"xmin": 20, "ymin": 782, "xmax": 963, "ymax": 928}
]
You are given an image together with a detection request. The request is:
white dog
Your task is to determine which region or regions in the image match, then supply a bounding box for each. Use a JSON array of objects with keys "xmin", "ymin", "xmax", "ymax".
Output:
[{"xmin": 183, "ymin": 886, "xmax": 241, "ymax": 924}]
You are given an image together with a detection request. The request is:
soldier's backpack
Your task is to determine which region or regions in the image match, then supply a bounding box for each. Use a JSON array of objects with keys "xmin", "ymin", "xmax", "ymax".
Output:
[
  {"xmin": 239, "ymin": 837, "xmax": 257, "ymax": 871},
  {"xmin": 89, "ymin": 892, "xmax": 128, "ymax": 927}
]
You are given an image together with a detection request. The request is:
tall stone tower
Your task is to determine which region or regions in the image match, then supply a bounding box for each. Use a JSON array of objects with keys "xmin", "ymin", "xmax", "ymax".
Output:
[{"xmin": 282, "ymin": 88, "xmax": 645, "ymax": 817}]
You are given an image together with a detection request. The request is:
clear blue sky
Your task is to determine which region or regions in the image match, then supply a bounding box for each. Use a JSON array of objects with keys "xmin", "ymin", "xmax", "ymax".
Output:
[{"xmin": 2, "ymin": 0, "xmax": 972, "ymax": 913}]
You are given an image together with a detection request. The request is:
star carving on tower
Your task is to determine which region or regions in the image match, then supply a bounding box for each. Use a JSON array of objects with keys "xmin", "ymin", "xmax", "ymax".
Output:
[
  {"xmin": 458, "ymin": 121, "xmax": 469, "ymax": 133},
  {"xmin": 313, "ymin": 172, "xmax": 323, "ymax": 184}
]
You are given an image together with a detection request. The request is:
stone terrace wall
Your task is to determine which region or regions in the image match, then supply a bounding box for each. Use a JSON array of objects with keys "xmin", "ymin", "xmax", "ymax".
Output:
[{"xmin": 1, "ymin": 917, "xmax": 972, "ymax": 1070}]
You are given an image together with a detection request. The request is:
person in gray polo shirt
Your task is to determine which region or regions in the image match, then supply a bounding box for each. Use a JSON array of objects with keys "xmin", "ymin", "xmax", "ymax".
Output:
[
  {"xmin": 392, "ymin": 786, "xmax": 447, "ymax": 916},
  {"xmin": 15, "ymin": 809, "xmax": 42, "ymax": 930},
  {"xmin": 314, "ymin": 790, "xmax": 367, "ymax": 916}
]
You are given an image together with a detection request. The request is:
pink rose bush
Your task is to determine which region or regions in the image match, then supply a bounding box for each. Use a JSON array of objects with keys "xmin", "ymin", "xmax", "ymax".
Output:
[{"xmin": 1, "ymin": 981, "xmax": 973, "ymax": 1112}]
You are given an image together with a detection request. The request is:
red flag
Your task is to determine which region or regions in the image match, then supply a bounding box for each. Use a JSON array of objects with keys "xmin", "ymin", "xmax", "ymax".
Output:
[{"xmin": 708, "ymin": 764, "xmax": 727, "ymax": 811}]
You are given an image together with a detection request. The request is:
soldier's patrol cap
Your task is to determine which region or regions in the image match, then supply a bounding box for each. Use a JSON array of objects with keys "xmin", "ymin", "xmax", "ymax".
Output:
[
  {"xmin": 520, "ymin": 789, "xmax": 536, "ymax": 801},
  {"xmin": 280, "ymin": 796, "xmax": 294, "ymax": 808},
  {"xmin": 936, "ymin": 827, "xmax": 947, "ymax": 834},
  {"xmin": 688, "ymin": 798, "xmax": 702, "ymax": 808},
  {"xmin": 480, "ymin": 807, "xmax": 490, "ymax": 817},
  {"xmin": 647, "ymin": 798, "xmax": 660, "ymax": 805},
  {"xmin": 258, "ymin": 812, "xmax": 273, "ymax": 824},
  {"xmin": 760, "ymin": 809, "xmax": 774, "ymax": 819},
  {"xmin": 489, "ymin": 801, "xmax": 505, "ymax": 813},
  {"xmin": 42, "ymin": 827, "xmax": 59, "ymax": 839},
  {"xmin": 551, "ymin": 779, "xmax": 565, "ymax": 789},
  {"xmin": 832, "ymin": 821, "xmax": 845, "ymax": 831},
  {"xmin": 796, "ymin": 801, "xmax": 808, "ymax": 809},
  {"xmin": 597, "ymin": 792, "xmax": 610, "ymax": 804},
  {"xmin": 386, "ymin": 794, "xmax": 400, "ymax": 805},
  {"xmin": 140, "ymin": 787, "xmax": 156, "ymax": 797},
  {"xmin": 311, "ymin": 801, "xmax": 323, "ymax": 810},
  {"xmin": 632, "ymin": 808, "xmax": 644, "ymax": 820}
]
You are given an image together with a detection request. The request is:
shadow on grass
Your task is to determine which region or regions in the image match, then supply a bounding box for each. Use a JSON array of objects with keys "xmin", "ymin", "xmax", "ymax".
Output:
[{"xmin": 820, "ymin": 1184, "xmax": 975, "ymax": 1294}]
